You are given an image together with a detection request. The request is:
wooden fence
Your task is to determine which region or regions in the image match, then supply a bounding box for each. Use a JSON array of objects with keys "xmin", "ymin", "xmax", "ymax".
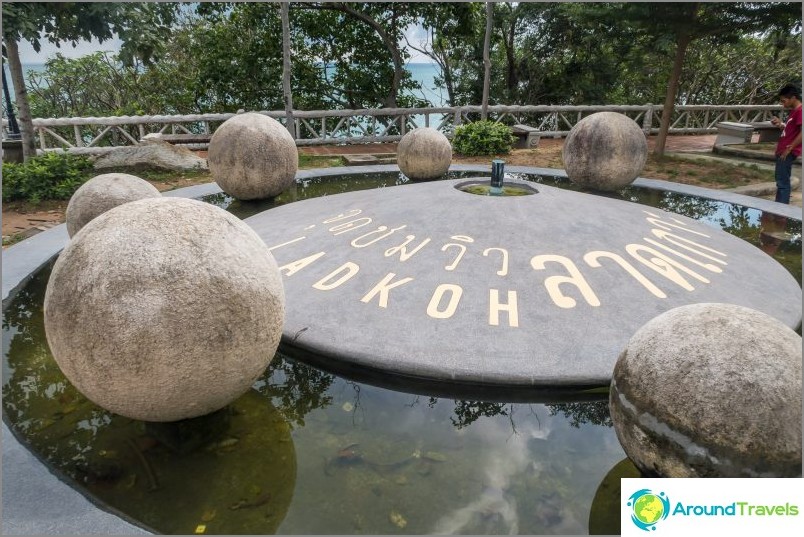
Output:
[{"xmin": 1, "ymin": 103, "xmax": 782, "ymax": 154}]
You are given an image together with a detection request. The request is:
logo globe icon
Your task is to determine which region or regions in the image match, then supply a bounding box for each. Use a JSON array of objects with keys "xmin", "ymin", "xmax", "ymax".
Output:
[
  {"xmin": 627, "ymin": 489, "xmax": 670, "ymax": 531},
  {"xmin": 634, "ymin": 494, "xmax": 663, "ymax": 524}
]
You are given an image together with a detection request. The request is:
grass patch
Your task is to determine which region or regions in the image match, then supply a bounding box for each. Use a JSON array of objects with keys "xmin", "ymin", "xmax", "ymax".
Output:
[
  {"xmin": 2, "ymin": 232, "xmax": 27, "ymax": 247},
  {"xmin": 298, "ymin": 154, "xmax": 345, "ymax": 168},
  {"xmin": 644, "ymin": 154, "xmax": 771, "ymax": 188},
  {"xmin": 2, "ymin": 199, "xmax": 66, "ymax": 214}
]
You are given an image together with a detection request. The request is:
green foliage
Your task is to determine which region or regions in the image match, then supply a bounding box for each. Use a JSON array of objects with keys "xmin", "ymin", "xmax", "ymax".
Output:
[
  {"xmin": 9, "ymin": 1, "xmax": 804, "ymax": 126},
  {"xmin": 2, "ymin": 152, "xmax": 94, "ymax": 203},
  {"xmin": 452, "ymin": 120, "xmax": 515, "ymax": 156},
  {"xmin": 2, "ymin": 2, "xmax": 176, "ymax": 66}
]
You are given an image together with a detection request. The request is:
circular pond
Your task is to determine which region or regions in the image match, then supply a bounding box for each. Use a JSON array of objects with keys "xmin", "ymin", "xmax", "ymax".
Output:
[{"xmin": 3, "ymin": 168, "xmax": 802, "ymax": 535}]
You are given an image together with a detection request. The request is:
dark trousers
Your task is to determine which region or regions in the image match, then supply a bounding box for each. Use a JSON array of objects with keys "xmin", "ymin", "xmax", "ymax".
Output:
[{"xmin": 774, "ymin": 154, "xmax": 796, "ymax": 204}]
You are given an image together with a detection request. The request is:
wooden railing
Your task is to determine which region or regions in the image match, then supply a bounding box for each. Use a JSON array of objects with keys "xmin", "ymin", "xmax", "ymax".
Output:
[{"xmin": 1, "ymin": 104, "xmax": 782, "ymax": 154}]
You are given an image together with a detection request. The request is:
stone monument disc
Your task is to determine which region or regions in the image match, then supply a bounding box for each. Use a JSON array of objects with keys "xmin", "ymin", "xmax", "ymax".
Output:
[{"xmin": 245, "ymin": 178, "xmax": 802, "ymax": 399}]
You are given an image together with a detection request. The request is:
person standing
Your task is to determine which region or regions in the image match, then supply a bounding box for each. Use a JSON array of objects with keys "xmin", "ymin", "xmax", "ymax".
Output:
[{"xmin": 770, "ymin": 84, "xmax": 802, "ymax": 204}]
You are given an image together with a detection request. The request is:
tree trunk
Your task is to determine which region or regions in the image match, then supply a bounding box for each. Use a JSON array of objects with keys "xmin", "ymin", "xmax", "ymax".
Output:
[
  {"xmin": 481, "ymin": 2, "xmax": 493, "ymax": 120},
  {"xmin": 321, "ymin": 3, "xmax": 404, "ymax": 108},
  {"xmin": 504, "ymin": 3, "xmax": 518, "ymax": 101},
  {"xmin": 441, "ymin": 53, "xmax": 456, "ymax": 107},
  {"xmin": 5, "ymin": 39, "xmax": 37, "ymax": 161},
  {"xmin": 654, "ymin": 1, "xmax": 697, "ymax": 157},
  {"xmin": 280, "ymin": 2, "xmax": 295, "ymax": 139}
]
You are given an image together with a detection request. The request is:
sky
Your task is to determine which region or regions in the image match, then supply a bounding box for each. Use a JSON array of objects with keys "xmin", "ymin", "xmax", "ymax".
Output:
[
  {"xmin": 17, "ymin": 37, "xmax": 124, "ymax": 64},
  {"xmin": 16, "ymin": 24, "xmax": 435, "ymax": 64}
]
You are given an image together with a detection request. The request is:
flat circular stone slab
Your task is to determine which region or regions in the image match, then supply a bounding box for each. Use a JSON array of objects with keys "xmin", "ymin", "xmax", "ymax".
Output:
[{"xmin": 246, "ymin": 178, "xmax": 802, "ymax": 399}]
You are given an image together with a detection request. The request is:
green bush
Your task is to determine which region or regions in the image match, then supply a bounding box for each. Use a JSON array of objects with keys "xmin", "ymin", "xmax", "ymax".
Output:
[
  {"xmin": 452, "ymin": 120, "xmax": 516, "ymax": 156},
  {"xmin": 2, "ymin": 152, "xmax": 94, "ymax": 203}
]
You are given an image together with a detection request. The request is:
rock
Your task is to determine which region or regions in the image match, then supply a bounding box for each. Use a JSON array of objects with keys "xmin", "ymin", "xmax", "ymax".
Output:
[
  {"xmin": 65, "ymin": 173, "xmax": 161, "ymax": 237},
  {"xmin": 610, "ymin": 303, "xmax": 802, "ymax": 477},
  {"xmin": 562, "ymin": 112, "xmax": 647, "ymax": 191},
  {"xmin": 207, "ymin": 112, "xmax": 297, "ymax": 200},
  {"xmin": 398, "ymin": 127, "xmax": 452, "ymax": 180},
  {"xmin": 44, "ymin": 197, "xmax": 285, "ymax": 422},
  {"xmin": 93, "ymin": 139, "xmax": 208, "ymax": 172}
]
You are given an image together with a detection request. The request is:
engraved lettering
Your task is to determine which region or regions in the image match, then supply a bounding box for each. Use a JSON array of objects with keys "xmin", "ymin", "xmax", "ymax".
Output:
[
  {"xmin": 650, "ymin": 228, "xmax": 728, "ymax": 265},
  {"xmin": 384, "ymin": 236, "xmax": 432, "ymax": 262},
  {"xmin": 267, "ymin": 236, "xmax": 306, "ymax": 252},
  {"xmin": 442, "ymin": 243, "xmax": 467, "ymax": 271},
  {"xmin": 351, "ymin": 225, "xmax": 407, "ymax": 248},
  {"xmin": 643, "ymin": 238, "xmax": 723, "ymax": 273},
  {"xmin": 360, "ymin": 273, "xmax": 414, "ymax": 308},
  {"xmin": 489, "ymin": 289, "xmax": 519, "ymax": 327},
  {"xmin": 643, "ymin": 210, "xmax": 710, "ymax": 237},
  {"xmin": 427, "ymin": 284, "xmax": 463, "ymax": 319},
  {"xmin": 531, "ymin": 254, "xmax": 601, "ymax": 308},
  {"xmin": 329, "ymin": 217, "xmax": 373, "ymax": 235},
  {"xmin": 483, "ymin": 247, "xmax": 509, "ymax": 276},
  {"xmin": 322, "ymin": 209, "xmax": 362, "ymax": 223},
  {"xmin": 312, "ymin": 262, "xmax": 360, "ymax": 291},
  {"xmin": 583, "ymin": 251, "xmax": 667, "ymax": 299},
  {"xmin": 278, "ymin": 251, "xmax": 326, "ymax": 277},
  {"xmin": 625, "ymin": 244, "xmax": 709, "ymax": 291},
  {"xmin": 451, "ymin": 235, "xmax": 475, "ymax": 243}
]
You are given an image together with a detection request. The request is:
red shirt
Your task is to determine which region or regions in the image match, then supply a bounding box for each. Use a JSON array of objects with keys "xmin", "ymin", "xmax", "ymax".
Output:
[{"xmin": 777, "ymin": 104, "xmax": 802, "ymax": 157}]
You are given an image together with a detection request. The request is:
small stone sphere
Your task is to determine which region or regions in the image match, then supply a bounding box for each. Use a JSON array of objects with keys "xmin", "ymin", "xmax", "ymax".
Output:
[
  {"xmin": 44, "ymin": 197, "xmax": 285, "ymax": 422},
  {"xmin": 207, "ymin": 112, "xmax": 298, "ymax": 200},
  {"xmin": 397, "ymin": 127, "xmax": 452, "ymax": 180},
  {"xmin": 65, "ymin": 173, "xmax": 161, "ymax": 237},
  {"xmin": 562, "ymin": 111, "xmax": 647, "ymax": 191},
  {"xmin": 610, "ymin": 303, "xmax": 802, "ymax": 477}
]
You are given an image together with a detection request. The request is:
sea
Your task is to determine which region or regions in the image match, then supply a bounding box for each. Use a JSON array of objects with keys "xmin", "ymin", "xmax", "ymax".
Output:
[{"xmin": 9, "ymin": 62, "xmax": 445, "ymax": 108}]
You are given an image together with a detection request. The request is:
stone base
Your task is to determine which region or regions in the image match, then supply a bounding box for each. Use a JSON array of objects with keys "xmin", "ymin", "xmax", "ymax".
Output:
[
  {"xmin": 342, "ymin": 153, "xmax": 398, "ymax": 166},
  {"xmin": 2, "ymin": 139, "xmax": 24, "ymax": 163}
]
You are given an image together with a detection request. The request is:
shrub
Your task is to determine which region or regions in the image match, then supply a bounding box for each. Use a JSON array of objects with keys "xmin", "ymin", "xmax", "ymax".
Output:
[
  {"xmin": 2, "ymin": 152, "xmax": 94, "ymax": 203},
  {"xmin": 452, "ymin": 120, "xmax": 516, "ymax": 156}
]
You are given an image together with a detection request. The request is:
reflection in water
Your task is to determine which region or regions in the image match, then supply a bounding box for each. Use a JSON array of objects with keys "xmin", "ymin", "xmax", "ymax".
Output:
[
  {"xmin": 3, "ymin": 263, "xmax": 624, "ymax": 534},
  {"xmin": 548, "ymin": 402, "xmax": 613, "ymax": 429},
  {"xmin": 588, "ymin": 458, "xmax": 642, "ymax": 535},
  {"xmin": 4, "ymin": 171, "xmax": 802, "ymax": 534}
]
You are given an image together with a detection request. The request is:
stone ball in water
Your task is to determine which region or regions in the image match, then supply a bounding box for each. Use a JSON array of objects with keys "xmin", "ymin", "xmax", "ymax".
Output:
[
  {"xmin": 65, "ymin": 173, "xmax": 161, "ymax": 237},
  {"xmin": 609, "ymin": 303, "xmax": 802, "ymax": 477},
  {"xmin": 562, "ymin": 111, "xmax": 647, "ymax": 191},
  {"xmin": 398, "ymin": 127, "xmax": 452, "ymax": 180},
  {"xmin": 44, "ymin": 197, "xmax": 285, "ymax": 422},
  {"xmin": 207, "ymin": 112, "xmax": 298, "ymax": 200}
]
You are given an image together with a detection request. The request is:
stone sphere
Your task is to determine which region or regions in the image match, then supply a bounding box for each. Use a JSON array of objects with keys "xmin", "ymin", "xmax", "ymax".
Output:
[
  {"xmin": 610, "ymin": 303, "xmax": 802, "ymax": 477},
  {"xmin": 207, "ymin": 112, "xmax": 298, "ymax": 200},
  {"xmin": 65, "ymin": 173, "xmax": 161, "ymax": 237},
  {"xmin": 398, "ymin": 127, "xmax": 452, "ymax": 180},
  {"xmin": 44, "ymin": 197, "xmax": 285, "ymax": 422},
  {"xmin": 562, "ymin": 111, "xmax": 647, "ymax": 191}
]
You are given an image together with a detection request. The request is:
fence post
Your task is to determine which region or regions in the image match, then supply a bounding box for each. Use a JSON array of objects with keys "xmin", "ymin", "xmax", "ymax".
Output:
[
  {"xmin": 74, "ymin": 125, "xmax": 83, "ymax": 147},
  {"xmin": 642, "ymin": 104, "xmax": 653, "ymax": 136}
]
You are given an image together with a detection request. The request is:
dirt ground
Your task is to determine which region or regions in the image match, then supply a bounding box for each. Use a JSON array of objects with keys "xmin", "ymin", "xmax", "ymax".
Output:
[
  {"xmin": 3, "ymin": 140, "xmax": 799, "ymax": 247},
  {"xmin": 2, "ymin": 175, "xmax": 214, "ymax": 247}
]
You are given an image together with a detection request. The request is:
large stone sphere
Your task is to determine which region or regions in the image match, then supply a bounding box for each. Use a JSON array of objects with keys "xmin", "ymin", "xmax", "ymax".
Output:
[
  {"xmin": 44, "ymin": 197, "xmax": 285, "ymax": 422},
  {"xmin": 398, "ymin": 127, "xmax": 452, "ymax": 180},
  {"xmin": 610, "ymin": 303, "xmax": 802, "ymax": 477},
  {"xmin": 207, "ymin": 112, "xmax": 298, "ymax": 200},
  {"xmin": 562, "ymin": 111, "xmax": 647, "ymax": 191},
  {"xmin": 65, "ymin": 173, "xmax": 161, "ymax": 237}
]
